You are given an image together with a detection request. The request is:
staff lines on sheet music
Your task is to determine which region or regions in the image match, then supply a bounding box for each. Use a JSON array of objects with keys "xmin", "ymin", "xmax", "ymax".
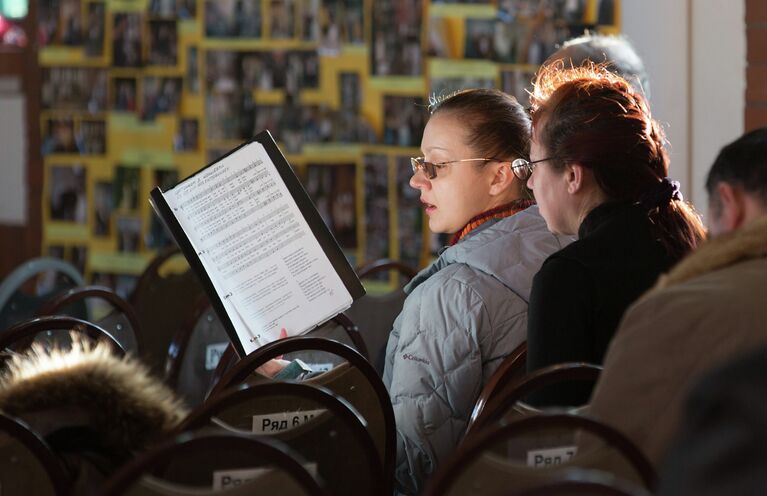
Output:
[
  {"xmin": 223, "ymin": 230, "xmax": 305, "ymax": 280},
  {"xmin": 182, "ymin": 160, "xmax": 263, "ymax": 205},
  {"xmin": 196, "ymin": 190, "xmax": 284, "ymax": 243},
  {"xmin": 185, "ymin": 168, "xmax": 271, "ymax": 221},
  {"xmin": 220, "ymin": 227, "xmax": 305, "ymax": 279},
  {"xmin": 213, "ymin": 210, "xmax": 296, "ymax": 267},
  {"xmin": 207, "ymin": 203, "xmax": 291, "ymax": 250},
  {"xmin": 209, "ymin": 209, "xmax": 294, "ymax": 262},
  {"xmin": 215, "ymin": 212, "xmax": 298, "ymax": 270}
]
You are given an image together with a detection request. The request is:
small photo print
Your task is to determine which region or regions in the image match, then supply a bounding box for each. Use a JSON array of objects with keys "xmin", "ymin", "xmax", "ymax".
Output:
[
  {"xmin": 383, "ymin": 96, "xmax": 427, "ymax": 148},
  {"xmin": 38, "ymin": 0, "xmax": 59, "ymax": 46},
  {"xmin": 84, "ymin": 2, "xmax": 105, "ymax": 56},
  {"xmin": 142, "ymin": 77, "xmax": 182, "ymax": 121},
  {"xmin": 79, "ymin": 120, "xmax": 106, "ymax": 155},
  {"xmin": 148, "ymin": 20, "xmax": 178, "ymax": 66},
  {"xmin": 270, "ymin": 0, "xmax": 296, "ymax": 39},
  {"xmin": 174, "ymin": 118, "xmax": 199, "ymax": 151},
  {"xmin": 116, "ymin": 216, "xmax": 142, "ymax": 253},
  {"xmin": 113, "ymin": 77, "xmax": 138, "ymax": 112},
  {"xmin": 427, "ymin": 17, "xmax": 453, "ymax": 58},
  {"xmin": 60, "ymin": 0, "xmax": 83, "ymax": 45},
  {"xmin": 42, "ymin": 118, "xmax": 79, "ymax": 155},
  {"xmin": 94, "ymin": 181, "xmax": 113, "ymax": 236},
  {"xmin": 112, "ymin": 13, "xmax": 143, "ymax": 67},
  {"xmin": 113, "ymin": 166, "xmax": 141, "ymax": 211},
  {"xmin": 464, "ymin": 18, "xmax": 496, "ymax": 59},
  {"xmin": 371, "ymin": 0, "xmax": 423, "ymax": 76},
  {"xmin": 339, "ymin": 72, "xmax": 361, "ymax": 111},
  {"xmin": 49, "ymin": 165, "xmax": 87, "ymax": 223},
  {"xmin": 205, "ymin": 0, "xmax": 262, "ymax": 38},
  {"xmin": 304, "ymin": 163, "xmax": 357, "ymax": 249},
  {"xmin": 42, "ymin": 68, "xmax": 108, "ymax": 112}
]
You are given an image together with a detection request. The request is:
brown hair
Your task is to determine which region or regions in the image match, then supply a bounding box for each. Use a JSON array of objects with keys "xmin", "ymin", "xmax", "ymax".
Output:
[
  {"xmin": 530, "ymin": 63, "xmax": 705, "ymax": 261},
  {"xmin": 429, "ymin": 88, "xmax": 532, "ymax": 196}
]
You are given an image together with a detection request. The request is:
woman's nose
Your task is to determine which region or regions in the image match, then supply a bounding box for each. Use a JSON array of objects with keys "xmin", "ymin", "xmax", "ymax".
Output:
[
  {"xmin": 526, "ymin": 171, "xmax": 535, "ymax": 190},
  {"xmin": 409, "ymin": 171, "xmax": 430, "ymax": 190}
]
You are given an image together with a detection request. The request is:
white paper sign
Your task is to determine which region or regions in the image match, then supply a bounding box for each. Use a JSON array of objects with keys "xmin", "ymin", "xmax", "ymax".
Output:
[
  {"xmin": 307, "ymin": 362, "xmax": 333, "ymax": 373},
  {"xmin": 212, "ymin": 463, "xmax": 318, "ymax": 490},
  {"xmin": 526, "ymin": 445, "xmax": 577, "ymax": 468},
  {"xmin": 205, "ymin": 342, "xmax": 229, "ymax": 370},
  {"xmin": 251, "ymin": 408, "xmax": 327, "ymax": 433}
]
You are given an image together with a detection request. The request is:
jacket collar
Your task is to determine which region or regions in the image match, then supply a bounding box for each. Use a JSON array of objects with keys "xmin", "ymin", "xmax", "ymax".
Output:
[{"xmin": 653, "ymin": 213, "xmax": 767, "ymax": 291}]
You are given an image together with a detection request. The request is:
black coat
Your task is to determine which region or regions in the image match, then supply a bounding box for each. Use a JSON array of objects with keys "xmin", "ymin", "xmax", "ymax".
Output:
[{"xmin": 526, "ymin": 201, "xmax": 674, "ymax": 406}]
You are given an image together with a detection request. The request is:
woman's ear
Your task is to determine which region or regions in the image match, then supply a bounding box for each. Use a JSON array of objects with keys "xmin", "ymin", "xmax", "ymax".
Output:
[
  {"xmin": 488, "ymin": 161, "xmax": 516, "ymax": 196},
  {"xmin": 565, "ymin": 162, "xmax": 587, "ymax": 195}
]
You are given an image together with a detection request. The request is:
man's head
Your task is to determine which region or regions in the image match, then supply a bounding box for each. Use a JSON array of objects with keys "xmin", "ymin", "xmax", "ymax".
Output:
[
  {"xmin": 545, "ymin": 32, "xmax": 650, "ymax": 99},
  {"xmin": 706, "ymin": 128, "xmax": 767, "ymax": 237}
]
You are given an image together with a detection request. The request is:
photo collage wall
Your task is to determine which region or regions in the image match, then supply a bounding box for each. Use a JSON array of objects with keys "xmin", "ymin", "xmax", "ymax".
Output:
[{"xmin": 39, "ymin": 0, "xmax": 620, "ymax": 294}]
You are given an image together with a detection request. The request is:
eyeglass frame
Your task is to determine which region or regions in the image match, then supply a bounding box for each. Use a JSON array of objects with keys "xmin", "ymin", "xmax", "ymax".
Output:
[
  {"xmin": 511, "ymin": 156, "xmax": 563, "ymax": 181},
  {"xmin": 410, "ymin": 156, "xmax": 505, "ymax": 179}
]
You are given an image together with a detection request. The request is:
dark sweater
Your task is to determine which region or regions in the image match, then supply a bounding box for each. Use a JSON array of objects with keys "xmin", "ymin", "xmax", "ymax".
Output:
[{"xmin": 526, "ymin": 201, "xmax": 674, "ymax": 406}]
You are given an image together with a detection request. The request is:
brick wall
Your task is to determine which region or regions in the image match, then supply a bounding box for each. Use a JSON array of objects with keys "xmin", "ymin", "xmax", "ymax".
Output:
[{"xmin": 746, "ymin": 0, "xmax": 767, "ymax": 130}]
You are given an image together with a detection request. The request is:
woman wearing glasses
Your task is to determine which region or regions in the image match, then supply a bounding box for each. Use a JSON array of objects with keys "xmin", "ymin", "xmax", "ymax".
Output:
[
  {"xmin": 522, "ymin": 63, "xmax": 705, "ymax": 406},
  {"xmin": 383, "ymin": 88, "xmax": 568, "ymax": 495}
]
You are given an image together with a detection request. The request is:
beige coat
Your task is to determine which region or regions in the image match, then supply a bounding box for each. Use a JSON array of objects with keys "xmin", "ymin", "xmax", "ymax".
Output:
[{"xmin": 588, "ymin": 214, "xmax": 767, "ymax": 466}]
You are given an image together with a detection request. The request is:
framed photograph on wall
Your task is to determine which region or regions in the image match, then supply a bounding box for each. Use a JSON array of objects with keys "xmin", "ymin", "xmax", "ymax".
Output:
[{"xmin": 49, "ymin": 165, "xmax": 87, "ymax": 223}]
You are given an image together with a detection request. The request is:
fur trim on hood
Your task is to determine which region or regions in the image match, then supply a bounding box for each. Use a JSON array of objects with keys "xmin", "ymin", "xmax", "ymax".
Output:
[
  {"xmin": 0, "ymin": 336, "xmax": 188, "ymax": 454},
  {"xmin": 653, "ymin": 213, "xmax": 767, "ymax": 291}
]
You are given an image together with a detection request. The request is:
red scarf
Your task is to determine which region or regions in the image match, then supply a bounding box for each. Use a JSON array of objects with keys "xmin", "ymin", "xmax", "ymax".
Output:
[{"xmin": 449, "ymin": 199, "xmax": 536, "ymax": 246}]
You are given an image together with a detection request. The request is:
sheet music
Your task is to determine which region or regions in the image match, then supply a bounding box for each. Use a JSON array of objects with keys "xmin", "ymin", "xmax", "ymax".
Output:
[{"xmin": 164, "ymin": 142, "xmax": 352, "ymax": 354}]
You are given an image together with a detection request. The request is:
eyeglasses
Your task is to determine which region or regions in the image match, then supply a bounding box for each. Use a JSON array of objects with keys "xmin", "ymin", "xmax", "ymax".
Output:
[
  {"xmin": 410, "ymin": 157, "xmax": 501, "ymax": 179},
  {"xmin": 511, "ymin": 157, "xmax": 561, "ymax": 181}
]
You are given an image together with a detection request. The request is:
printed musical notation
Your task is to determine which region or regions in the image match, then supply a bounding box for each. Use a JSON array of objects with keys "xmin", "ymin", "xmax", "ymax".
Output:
[{"xmin": 162, "ymin": 141, "xmax": 353, "ymax": 354}]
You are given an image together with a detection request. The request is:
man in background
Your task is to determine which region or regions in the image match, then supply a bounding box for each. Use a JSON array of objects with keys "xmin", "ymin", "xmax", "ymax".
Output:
[{"xmin": 587, "ymin": 127, "xmax": 767, "ymax": 468}]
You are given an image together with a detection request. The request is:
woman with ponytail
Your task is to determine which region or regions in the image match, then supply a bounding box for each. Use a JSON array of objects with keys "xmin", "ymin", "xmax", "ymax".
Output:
[{"xmin": 520, "ymin": 63, "xmax": 705, "ymax": 406}]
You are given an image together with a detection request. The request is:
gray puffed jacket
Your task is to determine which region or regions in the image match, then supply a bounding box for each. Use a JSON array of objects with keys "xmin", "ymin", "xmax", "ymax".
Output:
[{"xmin": 383, "ymin": 205, "xmax": 570, "ymax": 495}]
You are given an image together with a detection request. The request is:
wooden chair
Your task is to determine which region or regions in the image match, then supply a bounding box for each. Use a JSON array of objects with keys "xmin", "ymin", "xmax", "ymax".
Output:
[
  {"xmin": 0, "ymin": 315, "xmax": 125, "ymax": 358},
  {"xmin": 467, "ymin": 363, "xmax": 602, "ymax": 437},
  {"xmin": 425, "ymin": 413, "xmax": 657, "ymax": 496},
  {"xmin": 510, "ymin": 468, "xmax": 653, "ymax": 495},
  {"xmin": 207, "ymin": 313, "xmax": 369, "ymax": 392},
  {"xmin": 347, "ymin": 258, "xmax": 417, "ymax": 375},
  {"xmin": 37, "ymin": 285, "xmax": 142, "ymax": 355},
  {"xmin": 164, "ymin": 298, "xmax": 229, "ymax": 407},
  {"xmin": 129, "ymin": 247, "xmax": 207, "ymax": 376},
  {"xmin": 466, "ymin": 342, "xmax": 527, "ymax": 434},
  {"xmin": 0, "ymin": 411, "xmax": 72, "ymax": 496},
  {"xmin": 0, "ymin": 257, "xmax": 85, "ymax": 332},
  {"xmin": 100, "ymin": 430, "xmax": 326, "ymax": 495},
  {"xmin": 177, "ymin": 382, "xmax": 384, "ymax": 496},
  {"xmin": 205, "ymin": 335, "xmax": 396, "ymax": 493}
]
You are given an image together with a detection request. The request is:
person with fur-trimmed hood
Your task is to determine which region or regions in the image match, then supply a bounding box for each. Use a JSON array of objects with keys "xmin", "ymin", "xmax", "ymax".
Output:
[
  {"xmin": 0, "ymin": 337, "xmax": 188, "ymax": 493},
  {"xmin": 588, "ymin": 127, "xmax": 767, "ymax": 467}
]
